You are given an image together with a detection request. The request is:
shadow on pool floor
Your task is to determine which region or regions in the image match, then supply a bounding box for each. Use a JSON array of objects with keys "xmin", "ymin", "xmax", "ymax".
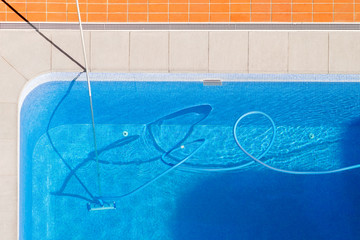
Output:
[{"xmin": 171, "ymin": 169, "xmax": 360, "ymax": 240}]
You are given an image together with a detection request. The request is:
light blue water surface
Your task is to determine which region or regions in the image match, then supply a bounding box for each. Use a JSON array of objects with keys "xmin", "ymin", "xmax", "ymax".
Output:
[{"xmin": 20, "ymin": 74, "xmax": 360, "ymax": 239}]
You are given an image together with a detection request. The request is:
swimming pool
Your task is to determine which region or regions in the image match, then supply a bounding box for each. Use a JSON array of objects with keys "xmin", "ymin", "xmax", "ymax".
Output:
[{"xmin": 20, "ymin": 73, "xmax": 360, "ymax": 239}]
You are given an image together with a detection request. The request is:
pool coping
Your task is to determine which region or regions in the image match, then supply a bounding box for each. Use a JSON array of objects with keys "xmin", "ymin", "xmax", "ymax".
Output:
[
  {"xmin": 18, "ymin": 72, "xmax": 360, "ymax": 108},
  {"xmin": 3, "ymin": 22, "xmax": 360, "ymax": 31}
]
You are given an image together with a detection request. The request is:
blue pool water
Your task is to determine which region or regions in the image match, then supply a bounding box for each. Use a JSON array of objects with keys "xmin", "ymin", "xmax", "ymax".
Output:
[{"xmin": 20, "ymin": 73, "xmax": 360, "ymax": 239}]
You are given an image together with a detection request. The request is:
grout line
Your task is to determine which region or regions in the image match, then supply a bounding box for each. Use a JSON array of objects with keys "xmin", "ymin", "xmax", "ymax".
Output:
[
  {"xmin": 270, "ymin": 0, "xmax": 272, "ymax": 22},
  {"xmin": 312, "ymin": 0, "xmax": 314, "ymax": 22},
  {"xmin": 188, "ymin": 0, "xmax": 190, "ymax": 22},
  {"xmin": 50, "ymin": 32, "xmax": 53, "ymax": 72},
  {"xmin": 208, "ymin": 0, "xmax": 210, "ymax": 22},
  {"xmin": 66, "ymin": 0, "xmax": 68, "ymax": 22},
  {"xmin": 287, "ymin": 31, "xmax": 290, "ymax": 73},
  {"xmin": 229, "ymin": 0, "xmax": 231, "ymax": 22},
  {"xmin": 89, "ymin": 31, "xmax": 91, "ymax": 72},
  {"xmin": 333, "ymin": 0, "xmax": 334, "ymax": 22},
  {"xmin": 327, "ymin": 32, "xmax": 330, "ymax": 73},
  {"xmin": 250, "ymin": 0, "xmax": 252, "ymax": 22},
  {"xmin": 128, "ymin": 31, "xmax": 130, "ymax": 72},
  {"xmin": 291, "ymin": 0, "xmax": 293, "ymax": 22},
  {"xmin": 0, "ymin": 102, "xmax": 16, "ymax": 106},
  {"xmin": 168, "ymin": 31, "xmax": 170, "ymax": 73},
  {"xmin": 0, "ymin": 138, "xmax": 16, "ymax": 142},
  {"xmin": 0, "ymin": 102, "xmax": 16, "ymax": 107},
  {"xmin": 207, "ymin": 31, "xmax": 209, "ymax": 73},
  {"xmin": 0, "ymin": 56, "xmax": 28, "ymax": 81},
  {"xmin": 247, "ymin": 31, "xmax": 250, "ymax": 73},
  {"xmin": 354, "ymin": 0, "xmax": 355, "ymax": 22},
  {"xmin": 87, "ymin": 0, "xmax": 88, "ymax": 22}
]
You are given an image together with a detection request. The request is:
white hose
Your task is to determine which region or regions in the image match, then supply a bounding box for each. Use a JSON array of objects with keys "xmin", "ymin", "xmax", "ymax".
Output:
[{"xmin": 234, "ymin": 111, "xmax": 360, "ymax": 175}]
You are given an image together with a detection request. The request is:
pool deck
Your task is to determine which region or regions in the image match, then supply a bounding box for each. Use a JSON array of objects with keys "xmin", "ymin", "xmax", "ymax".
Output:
[{"xmin": 0, "ymin": 28, "xmax": 360, "ymax": 239}]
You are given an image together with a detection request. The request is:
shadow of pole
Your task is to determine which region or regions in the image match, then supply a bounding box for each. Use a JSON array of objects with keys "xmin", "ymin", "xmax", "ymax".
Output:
[{"xmin": 1, "ymin": 0, "xmax": 86, "ymax": 71}]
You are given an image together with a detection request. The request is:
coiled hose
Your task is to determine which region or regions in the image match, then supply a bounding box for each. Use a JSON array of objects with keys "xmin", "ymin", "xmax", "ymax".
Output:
[
  {"xmin": 234, "ymin": 111, "xmax": 360, "ymax": 174},
  {"xmin": 95, "ymin": 111, "xmax": 360, "ymax": 205}
]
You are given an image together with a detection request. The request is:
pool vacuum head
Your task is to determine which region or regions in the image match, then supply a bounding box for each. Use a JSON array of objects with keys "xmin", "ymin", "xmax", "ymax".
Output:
[{"xmin": 87, "ymin": 201, "xmax": 116, "ymax": 211}]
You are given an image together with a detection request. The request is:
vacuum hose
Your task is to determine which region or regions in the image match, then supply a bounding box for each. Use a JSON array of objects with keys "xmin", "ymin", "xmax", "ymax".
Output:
[{"xmin": 234, "ymin": 111, "xmax": 360, "ymax": 174}]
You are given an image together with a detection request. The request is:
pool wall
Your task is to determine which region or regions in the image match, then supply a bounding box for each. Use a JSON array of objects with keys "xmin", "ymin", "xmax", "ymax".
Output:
[{"xmin": 0, "ymin": 27, "xmax": 360, "ymax": 239}]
